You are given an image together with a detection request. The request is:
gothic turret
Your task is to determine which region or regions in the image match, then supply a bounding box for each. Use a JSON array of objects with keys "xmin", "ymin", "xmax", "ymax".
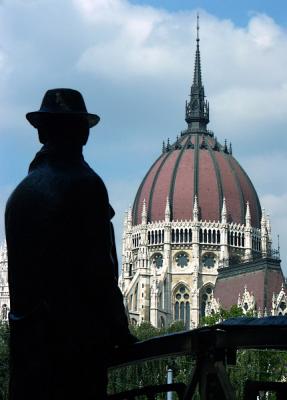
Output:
[{"xmin": 185, "ymin": 15, "xmax": 209, "ymax": 132}]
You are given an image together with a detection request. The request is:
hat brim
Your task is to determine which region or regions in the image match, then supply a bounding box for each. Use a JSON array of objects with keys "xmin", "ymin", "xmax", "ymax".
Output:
[{"xmin": 26, "ymin": 111, "xmax": 100, "ymax": 129}]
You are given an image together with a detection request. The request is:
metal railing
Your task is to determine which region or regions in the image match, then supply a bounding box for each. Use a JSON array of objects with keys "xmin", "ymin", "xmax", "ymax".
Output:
[{"xmin": 107, "ymin": 317, "xmax": 287, "ymax": 399}]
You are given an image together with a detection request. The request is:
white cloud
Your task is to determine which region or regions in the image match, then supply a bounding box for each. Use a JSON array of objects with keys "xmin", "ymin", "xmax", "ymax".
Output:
[{"xmin": 0, "ymin": 0, "xmax": 286, "ymax": 273}]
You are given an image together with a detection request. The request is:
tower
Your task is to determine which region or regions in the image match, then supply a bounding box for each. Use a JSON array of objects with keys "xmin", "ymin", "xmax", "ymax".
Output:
[{"xmin": 120, "ymin": 18, "xmax": 285, "ymax": 327}]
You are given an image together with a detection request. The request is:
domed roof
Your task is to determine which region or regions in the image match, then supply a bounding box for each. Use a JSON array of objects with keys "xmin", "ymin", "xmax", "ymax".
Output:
[
  {"xmin": 132, "ymin": 25, "xmax": 261, "ymax": 228},
  {"xmin": 132, "ymin": 133, "xmax": 261, "ymax": 227}
]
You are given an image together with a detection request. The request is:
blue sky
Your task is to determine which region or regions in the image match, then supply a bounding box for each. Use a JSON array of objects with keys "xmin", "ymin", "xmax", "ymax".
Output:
[{"xmin": 0, "ymin": 0, "xmax": 286, "ymax": 273}]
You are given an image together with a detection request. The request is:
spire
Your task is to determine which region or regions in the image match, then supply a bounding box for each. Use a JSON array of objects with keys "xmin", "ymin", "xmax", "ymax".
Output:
[
  {"xmin": 193, "ymin": 194, "xmax": 199, "ymax": 221},
  {"xmin": 165, "ymin": 197, "xmax": 171, "ymax": 222},
  {"xmin": 245, "ymin": 201, "xmax": 251, "ymax": 227},
  {"xmin": 185, "ymin": 14, "xmax": 209, "ymax": 133},
  {"xmin": 127, "ymin": 205, "xmax": 132, "ymax": 228},
  {"xmin": 141, "ymin": 199, "xmax": 147, "ymax": 224},
  {"xmin": 221, "ymin": 197, "xmax": 227, "ymax": 223},
  {"xmin": 261, "ymin": 207, "xmax": 266, "ymax": 229}
]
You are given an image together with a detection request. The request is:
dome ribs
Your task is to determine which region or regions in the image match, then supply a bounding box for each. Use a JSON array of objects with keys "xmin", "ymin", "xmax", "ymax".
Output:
[
  {"xmin": 168, "ymin": 137, "xmax": 190, "ymax": 221},
  {"xmin": 223, "ymin": 153, "xmax": 245, "ymax": 224},
  {"xmin": 193, "ymin": 134, "xmax": 200, "ymax": 199},
  {"xmin": 172, "ymin": 136, "xmax": 195, "ymax": 221},
  {"xmin": 132, "ymin": 155, "xmax": 165, "ymax": 225},
  {"xmin": 197, "ymin": 136, "xmax": 220, "ymax": 222},
  {"xmin": 229, "ymin": 158, "xmax": 261, "ymax": 228},
  {"xmin": 213, "ymin": 151, "xmax": 243, "ymax": 225},
  {"xmin": 147, "ymin": 149, "xmax": 178, "ymax": 223},
  {"xmin": 206, "ymin": 139, "xmax": 223, "ymax": 219}
]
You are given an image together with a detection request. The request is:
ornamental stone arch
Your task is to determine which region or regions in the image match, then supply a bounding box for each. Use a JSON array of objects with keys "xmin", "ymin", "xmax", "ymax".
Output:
[
  {"xmin": 199, "ymin": 283, "xmax": 214, "ymax": 318},
  {"xmin": 172, "ymin": 282, "xmax": 191, "ymax": 328}
]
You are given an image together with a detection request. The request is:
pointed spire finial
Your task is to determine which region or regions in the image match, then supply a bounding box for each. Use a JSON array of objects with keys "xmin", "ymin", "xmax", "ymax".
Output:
[
  {"xmin": 141, "ymin": 199, "xmax": 147, "ymax": 224},
  {"xmin": 221, "ymin": 197, "xmax": 227, "ymax": 223},
  {"xmin": 261, "ymin": 207, "xmax": 266, "ymax": 228},
  {"xmin": 185, "ymin": 14, "xmax": 209, "ymax": 132},
  {"xmin": 162, "ymin": 141, "xmax": 166, "ymax": 153},
  {"xmin": 193, "ymin": 194, "xmax": 199, "ymax": 221},
  {"xmin": 229, "ymin": 142, "xmax": 232, "ymax": 155},
  {"xmin": 245, "ymin": 201, "xmax": 251, "ymax": 226},
  {"xmin": 197, "ymin": 12, "xmax": 200, "ymax": 43},
  {"xmin": 165, "ymin": 196, "xmax": 171, "ymax": 222}
]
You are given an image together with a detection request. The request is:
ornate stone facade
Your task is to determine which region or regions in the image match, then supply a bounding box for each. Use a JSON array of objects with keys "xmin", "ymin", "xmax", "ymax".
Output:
[
  {"xmin": 120, "ymin": 21, "xmax": 286, "ymax": 328},
  {"xmin": 119, "ymin": 197, "xmax": 281, "ymax": 328}
]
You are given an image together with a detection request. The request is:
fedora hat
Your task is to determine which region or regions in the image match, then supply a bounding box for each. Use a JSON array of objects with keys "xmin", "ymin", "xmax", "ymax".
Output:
[{"xmin": 26, "ymin": 88, "xmax": 100, "ymax": 128}]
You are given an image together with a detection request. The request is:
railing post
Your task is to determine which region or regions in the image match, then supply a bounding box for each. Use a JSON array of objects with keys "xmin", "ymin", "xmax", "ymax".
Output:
[{"xmin": 167, "ymin": 368, "xmax": 173, "ymax": 400}]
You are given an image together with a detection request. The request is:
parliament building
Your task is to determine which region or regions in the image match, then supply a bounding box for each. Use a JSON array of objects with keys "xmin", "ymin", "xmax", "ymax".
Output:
[{"xmin": 119, "ymin": 25, "xmax": 287, "ymax": 328}]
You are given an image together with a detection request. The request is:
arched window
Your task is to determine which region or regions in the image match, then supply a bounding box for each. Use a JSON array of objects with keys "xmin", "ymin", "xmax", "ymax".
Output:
[
  {"xmin": 200, "ymin": 285, "xmax": 214, "ymax": 318},
  {"xmin": 199, "ymin": 229, "xmax": 203, "ymax": 242},
  {"xmin": 176, "ymin": 229, "xmax": 179, "ymax": 243},
  {"xmin": 217, "ymin": 230, "xmax": 221, "ymax": 244},
  {"xmin": 184, "ymin": 229, "xmax": 188, "ymax": 243},
  {"xmin": 172, "ymin": 229, "xmax": 175, "ymax": 242},
  {"xmin": 160, "ymin": 316, "xmax": 165, "ymax": 328},
  {"xmin": 148, "ymin": 231, "xmax": 151, "ymax": 244},
  {"xmin": 189, "ymin": 229, "xmax": 192, "ymax": 242},
  {"xmin": 180, "ymin": 229, "xmax": 183, "ymax": 243},
  {"xmin": 204, "ymin": 229, "xmax": 207, "ymax": 243},
  {"xmin": 234, "ymin": 233, "xmax": 238, "ymax": 246},
  {"xmin": 174, "ymin": 285, "xmax": 190, "ymax": 328},
  {"xmin": 208, "ymin": 230, "xmax": 211, "ymax": 243},
  {"xmin": 155, "ymin": 231, "xmax": 158, "ymax": 244},
  {"xmin": 212, "ymin": 230, "xmax": 216, "ymax": 243}
]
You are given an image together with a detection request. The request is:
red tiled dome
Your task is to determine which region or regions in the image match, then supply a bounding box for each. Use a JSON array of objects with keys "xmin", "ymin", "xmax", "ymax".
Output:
[{"xmin": 132, "ymin": 133, "xmax": 261, "ymax": 227}]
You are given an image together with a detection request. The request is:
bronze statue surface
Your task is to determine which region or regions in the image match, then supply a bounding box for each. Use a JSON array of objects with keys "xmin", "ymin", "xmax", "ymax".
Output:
[{"xmin": 5, "ymin": 89, "xmax": 135, "ymax": 400}]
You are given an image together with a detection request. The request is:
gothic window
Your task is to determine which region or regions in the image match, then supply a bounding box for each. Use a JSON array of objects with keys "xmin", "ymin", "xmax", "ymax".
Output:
[
  {"xmin": 212, "ymin": 230, "xmax": 216, "ymax": 243},
  {"xmin": 200, "ymin": 285, "xmax": 214, "ymax": 318},
  {"xmin": 199, "ymin": 229, "xmax": 203, "ymax": 242},
  {"xmin": 189, "ymin": 229, "xmax": 192, "ymax": 242},
  {"xmin": 176, "ymin": 229, "xmax": 179, "ymax": 243},
  {"xmin": 173, "ymin": 284, "xmax": 190, "ymax": 328},
  {"xmin": 204, "ymin": 229, "xmax": 207, "ymax": 243},
  {"xmin": 152, "ymin": 253, "xmax": 163, "ymax": 269},
  {"xmin": 172, "ymin": 229, "xmax": 175, "ymax": 242},
  {"xmin": 129, "ymin": 264, "xmax": 132, "ymax": 277},
  {"xmin": 148, "ymin": 231, "xmax": 151, "ymax": 244},
  {"xmin": 184, "ymin": 229, "xmax": 188, "ymax": 243},
  {"xmin": 160, "ymin": 316, "xmax": 165, "ymax": 328},
  {"xmin": 175, "ymin": 252, "xmax": 189, "ymax": 268},
  {"xmin": 208, "ymin": 230, "xmax": 211, "ymax": 243},
  {"xmin": 202, "ymin": 253, "xmax": 216, "ymax": 268},
  {"xmin": 217, "ymin": 230, "xmax": 220, "ymax": 244}
]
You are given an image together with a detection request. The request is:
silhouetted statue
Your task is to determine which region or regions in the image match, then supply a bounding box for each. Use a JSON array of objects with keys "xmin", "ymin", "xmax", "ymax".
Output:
[{"xmin": 5, "ymin": 89, "xmax": 136, "ymax": 400}]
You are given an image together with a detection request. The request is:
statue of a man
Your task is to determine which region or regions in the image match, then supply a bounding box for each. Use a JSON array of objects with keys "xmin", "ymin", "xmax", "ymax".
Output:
[{"xmin": 5, "ymin": 89, "xmax": 135, "ymax": 400}]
